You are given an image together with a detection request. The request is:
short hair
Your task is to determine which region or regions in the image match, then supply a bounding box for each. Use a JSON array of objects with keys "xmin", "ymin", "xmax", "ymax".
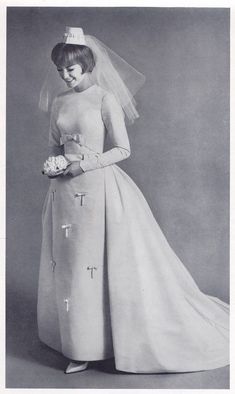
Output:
[{"xmin": 51, "ymin": 43, "xmax": 95, "ymax": 74}]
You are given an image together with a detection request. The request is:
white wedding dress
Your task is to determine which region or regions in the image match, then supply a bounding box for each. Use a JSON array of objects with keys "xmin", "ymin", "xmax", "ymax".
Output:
[{"xmin": 37, "ymin": 84, "xmax": 229, "ymax": 373}]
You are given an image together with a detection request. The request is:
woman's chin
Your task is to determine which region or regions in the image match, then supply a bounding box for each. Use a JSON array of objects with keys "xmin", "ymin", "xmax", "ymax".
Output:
[{"xmin": 65, "ymin": 80, "xmax": 78, "ymax": 88}]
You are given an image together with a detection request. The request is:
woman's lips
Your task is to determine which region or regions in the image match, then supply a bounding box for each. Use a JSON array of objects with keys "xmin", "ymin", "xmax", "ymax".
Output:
[{"xmin": 64, "ymin": 79, "xmax": 79, "ymax": 88}]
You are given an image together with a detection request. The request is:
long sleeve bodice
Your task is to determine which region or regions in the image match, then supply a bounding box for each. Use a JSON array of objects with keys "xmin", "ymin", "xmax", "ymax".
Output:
[{"xmin": 48, "ymin": 84, "xmax": 131, "ymax": 172}]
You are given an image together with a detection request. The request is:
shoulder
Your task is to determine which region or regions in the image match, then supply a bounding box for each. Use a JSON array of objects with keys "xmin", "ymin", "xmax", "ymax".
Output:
[
  {"xmin": 101, "ymin": 89, "xmax": 118, "ymax": 104},
  {"xmin": 100, "ymin": 89, "xmax": 124, "ymax": 117},
  {"xmin": 93, "ymin": 85, "xmax": 118, "ymax": 104},
  {"xmin": 56, "ymin": 89, "xmax": 74, "ymax": 101}
]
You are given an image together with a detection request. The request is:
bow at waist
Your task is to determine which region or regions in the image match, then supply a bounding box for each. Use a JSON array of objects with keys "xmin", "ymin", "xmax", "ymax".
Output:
[{"xmin": 60, "ymin": 133, "xmax": 86, "ymax": 146}]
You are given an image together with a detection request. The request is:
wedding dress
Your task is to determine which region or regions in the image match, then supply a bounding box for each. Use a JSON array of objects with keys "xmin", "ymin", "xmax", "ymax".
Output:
[{"xmin": 37, "ymin": 84, "xmax": 229, "ymax": 373}]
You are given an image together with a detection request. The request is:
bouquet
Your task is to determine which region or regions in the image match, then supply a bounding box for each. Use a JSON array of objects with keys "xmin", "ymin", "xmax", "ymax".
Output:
[{"xmin": 42, "ymin": 155, "xmax": 70, "ymax": 177}]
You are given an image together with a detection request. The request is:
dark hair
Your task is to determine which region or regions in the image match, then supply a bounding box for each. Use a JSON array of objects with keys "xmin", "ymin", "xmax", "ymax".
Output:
[{"xmin": 51, "ymin": 43, "xmax": 95, "ymax": 74}]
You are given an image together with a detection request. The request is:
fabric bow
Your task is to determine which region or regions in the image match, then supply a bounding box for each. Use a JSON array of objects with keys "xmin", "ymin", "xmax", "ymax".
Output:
[{"xmin": 60, "ymin": 133, "xmax": 85, "ymax": 146}]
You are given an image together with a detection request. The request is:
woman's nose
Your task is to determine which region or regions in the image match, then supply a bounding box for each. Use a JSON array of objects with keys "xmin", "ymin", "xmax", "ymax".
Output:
[{"xmin": 61, "ymin": 69, "xmax": 69, "ymax": 79}]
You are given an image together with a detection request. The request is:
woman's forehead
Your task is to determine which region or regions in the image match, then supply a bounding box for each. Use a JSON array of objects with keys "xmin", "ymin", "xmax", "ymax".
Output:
[{"xmin": 56, "ymin": 61, "xmax": 79, "ymax": 68}]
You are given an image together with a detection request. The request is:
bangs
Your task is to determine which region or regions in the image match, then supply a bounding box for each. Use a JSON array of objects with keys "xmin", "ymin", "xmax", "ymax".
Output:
[{"xmin": 51, "ymin": 44, "xmax": 79, "ymax": 67}]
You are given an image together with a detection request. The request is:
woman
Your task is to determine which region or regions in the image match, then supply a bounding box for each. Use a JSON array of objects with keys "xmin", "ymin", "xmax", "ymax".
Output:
[{"xmin": 38, "ymin": 27, "xmax": 229, "ymax": 375}]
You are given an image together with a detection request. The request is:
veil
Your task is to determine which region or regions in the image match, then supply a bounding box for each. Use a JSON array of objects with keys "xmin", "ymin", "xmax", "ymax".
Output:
[{"xmin": 39, "ymin": 32, "xmax": 146, "ymax": 124}]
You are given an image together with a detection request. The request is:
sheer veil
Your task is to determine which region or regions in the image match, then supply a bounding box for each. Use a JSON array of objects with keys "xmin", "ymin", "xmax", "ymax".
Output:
[{"xmin": 39, "ymin": 29, "xmax": 146, "ymax": 124}]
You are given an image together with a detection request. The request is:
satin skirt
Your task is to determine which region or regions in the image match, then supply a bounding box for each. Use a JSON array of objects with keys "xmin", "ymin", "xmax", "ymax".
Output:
[{"xmin": 37, "ymin": 164, "xmax": 229, "ymax": 373}]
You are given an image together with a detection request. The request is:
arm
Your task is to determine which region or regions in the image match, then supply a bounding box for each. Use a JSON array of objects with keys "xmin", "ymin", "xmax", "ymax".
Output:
[{"xmin": 79, "ymin": 92, "xmax": 131, "ymax": 173}]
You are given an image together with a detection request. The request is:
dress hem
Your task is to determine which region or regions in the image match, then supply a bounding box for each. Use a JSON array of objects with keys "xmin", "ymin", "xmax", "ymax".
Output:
[
  {"xmin": 39, "ymin": 337, "xmax": 114, "ymax": 362},
  {"xmin": 114, "ymin": 357, "xmax": 230, "ymax": 374}
]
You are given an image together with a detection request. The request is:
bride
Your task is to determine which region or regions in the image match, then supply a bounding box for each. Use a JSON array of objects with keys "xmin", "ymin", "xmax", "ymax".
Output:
[{"xmin": 37, "ymin": 26, "xmax": 229, "ymax": 375}]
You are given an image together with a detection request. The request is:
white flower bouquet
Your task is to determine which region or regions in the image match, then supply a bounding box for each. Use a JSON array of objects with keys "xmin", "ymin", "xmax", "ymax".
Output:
[{"xmin": 42, "ymin": 155, "xmax": 70, "ymax": 177}]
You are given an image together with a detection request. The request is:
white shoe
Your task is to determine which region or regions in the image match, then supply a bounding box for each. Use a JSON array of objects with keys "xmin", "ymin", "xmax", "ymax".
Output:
[{"xmin": 65, "ymin": 361, "xmax": 89, "ymax": 374}]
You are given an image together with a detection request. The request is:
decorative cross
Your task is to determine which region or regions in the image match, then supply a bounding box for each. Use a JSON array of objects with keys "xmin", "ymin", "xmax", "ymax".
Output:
[
  {"xmin": 61, "ymin": 224, "xmax": 72, "ymax": 238},
  {"xmin": 64, "ymin": 298, "xmax": 69, "ymax": 312},
  {"xmin": 74, "ymin": 192, "xmax": 87, "ymax": 206},
  {"xmin": 87, "ymin": 266, "xmax": 97, "ymax": 279},
  {"xmin": 51, "ymin": 190, "xmax": 56, "ymax": 201},
  {"xmin": 50, "ymin": 259, "xmax": 56, "ymax": 272}
]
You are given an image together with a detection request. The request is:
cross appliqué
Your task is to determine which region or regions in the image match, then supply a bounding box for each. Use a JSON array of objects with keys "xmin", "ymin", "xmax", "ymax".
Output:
[{"xmin": 87, "ymin": 266, "xmax": 97, "ymax": 279}]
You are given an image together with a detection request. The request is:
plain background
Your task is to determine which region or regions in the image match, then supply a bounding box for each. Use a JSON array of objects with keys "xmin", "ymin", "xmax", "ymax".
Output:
[{"xmin": 6, "ymin": 7, "xmax": 229, "ymax": 388}]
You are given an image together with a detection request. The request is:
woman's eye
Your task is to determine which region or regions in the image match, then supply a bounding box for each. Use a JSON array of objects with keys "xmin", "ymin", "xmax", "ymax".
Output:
[{"xmin": 56, "ymin": 67, "xmax": 74, "ymax": 72}]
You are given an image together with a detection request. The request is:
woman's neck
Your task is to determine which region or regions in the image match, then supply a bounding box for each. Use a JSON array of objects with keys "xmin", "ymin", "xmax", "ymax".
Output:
[{"xmin": 73, "ymin": 74, "xmax": 94, "ymax": 92}]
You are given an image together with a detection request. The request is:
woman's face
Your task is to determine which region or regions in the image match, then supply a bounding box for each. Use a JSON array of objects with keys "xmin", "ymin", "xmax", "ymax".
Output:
[{"xmin": 56, "ymin": 63, "xmax": 85, "ymax": 88}]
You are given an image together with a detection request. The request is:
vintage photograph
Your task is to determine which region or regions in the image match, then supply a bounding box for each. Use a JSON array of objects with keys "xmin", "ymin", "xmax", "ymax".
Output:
[{"xmin": 6, "ymin": 6, "xmax": 230, "ymax": 389}]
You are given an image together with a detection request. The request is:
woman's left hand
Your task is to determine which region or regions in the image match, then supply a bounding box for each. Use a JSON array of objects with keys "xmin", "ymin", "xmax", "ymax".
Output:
[{"xmin": 63, "ymin": 161, "xmax": 84, "ymax": 177}]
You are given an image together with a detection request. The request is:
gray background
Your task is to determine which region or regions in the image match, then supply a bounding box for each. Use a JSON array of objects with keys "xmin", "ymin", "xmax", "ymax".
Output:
[{"xmin": 6, "ymin": 7, "xmax": 229, "ymax": 389}]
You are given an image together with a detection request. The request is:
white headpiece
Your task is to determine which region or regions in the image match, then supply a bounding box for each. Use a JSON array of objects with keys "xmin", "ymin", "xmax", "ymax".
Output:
[
  {"xmin": 39, "ymin": 26, "xmax": 145, "ymax": 124},
  {"xmin": 62, "ymin": 27, "xmax": 86, "ymax": 45}
]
